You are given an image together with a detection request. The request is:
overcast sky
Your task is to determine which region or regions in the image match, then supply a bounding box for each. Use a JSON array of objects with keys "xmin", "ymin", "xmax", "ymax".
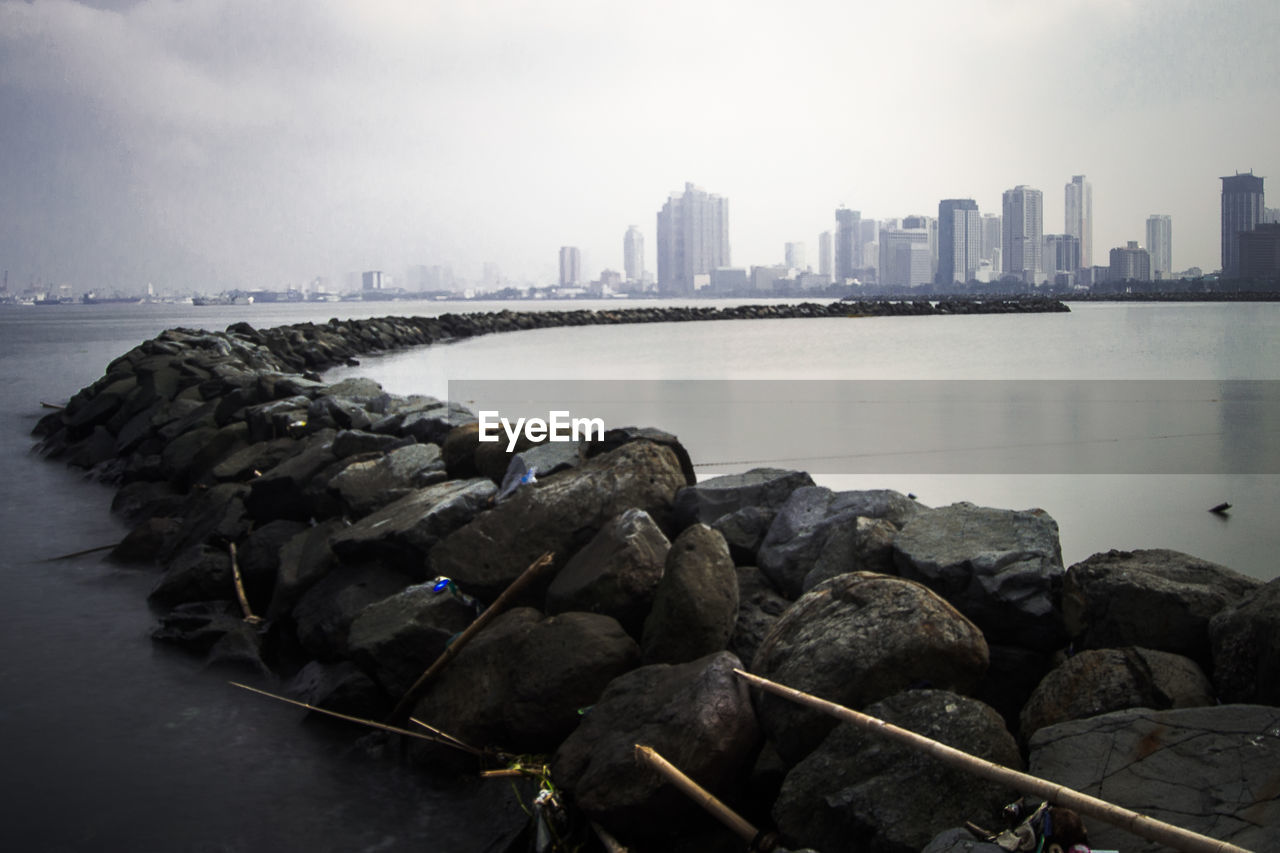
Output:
[{"xmin": 2, "ymin": 0, "xmax": 1277, "ymax": 292}]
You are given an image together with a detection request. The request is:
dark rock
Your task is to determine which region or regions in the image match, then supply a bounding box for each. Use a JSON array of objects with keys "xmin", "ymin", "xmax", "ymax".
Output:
[
  {"xmin": 1208, "ymin": 577, "xmax": 1280, "ymax": 704},
  {"xmin": 243, "ymin": 429, "xmax": 337, "ymax": 522},
  {"xmin": 550, "ymin": 651, "xmax": 759, "ymax": 841},
  {"xmin": 673, "ymin": 467, "xmax": 815, "ymax": 528},
  {"xmin": 509, "ymin": 440, "xmax": 585, "ymax": 480},
  {"xmin": 307, "ymin": 395, "xmax": 373, "ymax": 432},
  {"xmin": 68, "ymin": 425, "xmax": 120, "ymax": 470},
  {"xmin": 712, "ymin": 505, "xmax": 777, "ymax": 566},
  {"xmin": 291, "ymin": 564, "xmax": 411, "ymax": 660},
  {"xmin": 321, "ymin": 377, "xmax": 390, "ymax": 412},
  {"xmin": 286, "ymin": 660, "xmax": 388, "ymax": 720},
  {"xmin": 110, "ymin": 480, "xmax": 183, "ymax": 525},
  {"xmin": 110, "ymin": 516, "xmax": 181, "ymax": 563},
  {"xmin": 328, "ymin": 442, "xmax": 447, "ymax": 517},
  {"xmin": 204, "ymin": 621, "xmax": 270, "ymax": 676},
  {"xmin": 346, "ymin": 582, "xmax": 477, "ymax": 698},
  {"xmin": 752, "ymin": 572, "xmax": 989, "ymax": 763},
  {"xmin": 331, "ymin": 428, "xmax": 413, "ymax": 459},
  {"xmin": 729, "ymin": 567, "xmax": 789, "ymax": 670},
  {"xmin": 584, "ymin": 426, "xmax": 697, "ymax": 486},
  {"xmin": 236, "ymin": 519, "xmax": 309, "ymax": 613},
  {"xmin": 893, "ymin": 502, "xmax": 1067, "ymax": 652},
  {"xmin": 243, "ymin": 395, "xmax": 310, "ymax": 442},
  {"xmin": 431, "ymin": 441, "xmax": 689, "ymax": 602},
  {"xmin": 1029, "ymin": 705, "xmax": 1280, "ymax": 853},
  {"xmin": 329, "ymin": 478, "xmax": 497, "ymax": 575},
  {"xmin": 208, "ymin": 436, "xmax": 300, "ymax": 483},
  {"xmin": 759, "ymin": 486, "xmax": 919, "ymax": 599},
  {"xmin": 800, "ymin": 516, "xmax": 898, "ymax": 594},
  {"xmin": 1020, "ymin": 647, "xmax": 1215, "ymax": 740},
  {"xmin": 922, "ymin": 828, "xmax": 1007, "ymax": 853},
  {"xmin": 1064, "ymin": 548, "xmax": 1260, "ymax": 671},
  {"xmin": 545, "ymin": 507, "xmax": 670, "ymax": 639},
  {"xmin": 151, "ymin": 601, "xmax": 242, "ymax": 652},
  {"xmin": 412, "ymin": 608, "xmax": 640, "ymax": 754},
  {"xmin": 149, "ymin": 544, "xmax": 233, "ymax": 607},
  {"xmin": 641, "ymin": 524, "xmax": 738, "ymax": 664},
  {"xmin": 977, "ymin": 644, "xmax": 1056, "ymax": 737},
  {"xmin": 774, "ymin": 690, "xmax": 1022, "ymax": 853},
  {"xmin": 157, "ymin": 483, "xmax": 251, "ymax": 564},
  {"xmin": 267, "ymin": 519, "xmax": 342, "ymax": 619},
  {"xmin": 441, "ymin": 422, "xmax": 481, "ymax": 478}
]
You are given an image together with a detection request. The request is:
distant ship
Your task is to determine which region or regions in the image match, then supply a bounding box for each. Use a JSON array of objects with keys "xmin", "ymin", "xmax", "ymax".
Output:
[{"xmin": 82, "ymin": 293, "xmax": 143, "ymax": 305}]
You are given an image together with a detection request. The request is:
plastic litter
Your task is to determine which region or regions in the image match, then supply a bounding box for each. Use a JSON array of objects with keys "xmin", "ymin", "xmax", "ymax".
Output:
[{"xmin": 496, "ymin": 457, "xmax": 537, "ymax": 503}]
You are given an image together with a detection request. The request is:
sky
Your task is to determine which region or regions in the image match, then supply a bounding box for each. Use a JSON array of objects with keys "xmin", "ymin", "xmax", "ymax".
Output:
[{"xmin": 1, "ymin": 0, "xmax": 1278, "ymax": 293}]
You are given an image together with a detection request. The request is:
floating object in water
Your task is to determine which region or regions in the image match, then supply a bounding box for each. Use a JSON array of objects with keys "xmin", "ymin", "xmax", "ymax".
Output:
[{"xmin": 1209, "ymin": 502, "xmax": 1232, "ymax": 515}]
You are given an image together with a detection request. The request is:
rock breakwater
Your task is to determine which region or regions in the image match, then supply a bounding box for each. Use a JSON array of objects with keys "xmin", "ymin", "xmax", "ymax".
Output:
[{"xmin": 31, "ymin": 300, "xmax": 1278, "ymax": 853}]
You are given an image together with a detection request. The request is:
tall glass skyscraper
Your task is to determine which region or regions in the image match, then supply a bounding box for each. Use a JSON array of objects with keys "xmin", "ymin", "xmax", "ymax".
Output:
[
  {"xmin": 656, "ymin": 183, "xmax": 729, "ymax": 294},
  {"xmin": 1145, "ymin": 215, "xmax": 1173, "ymax": 279},
  {"xmin": 937, "ymin": 199, "xmax": 982, "ymax": 286},
  {"xmin": 1221, "ymin": 172, "xmax": 1264, "ymax": 277},
  {"xmin": 1065, "ymin": 175, "xmax": 1093, "ymax": 270},
  {"xmin": 1003, "ymin": 185, "xmax": 1044, "ymax": 283}
]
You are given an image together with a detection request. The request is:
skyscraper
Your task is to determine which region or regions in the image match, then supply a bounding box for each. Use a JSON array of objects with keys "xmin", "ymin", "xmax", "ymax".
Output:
[
  {"xmin": 559, "ymin": 246, "xmax": 580, "ymax": 287},
  {"xmin": 785, "ymin": 242, "xmax": 806, "ymax": 270},
  {"xmin": 937, "ymin": 199, "xmax": 982, "ymax": 286},
  {"xmin": 1042, "ymin": 234, "xmax": 1080, "ymax": 276},
  {"xmin": 624, "ymin": 225, "xmax": 644, "ymax": 284},
  {"xmin": 1003, "ymin": 186, "xmax": 1044, "ymax": 283},
  {"xmin": 981, "ymin": 213, "xmax": 1002, "ymax": 263},
  {"xmin": 656, "ymin": 182, "xmax": 730, "ymax": 294},
  {"xmin": 834, "ymin": 208, "xmax": 861, "ymax": 282},
  {"xmin": 1065, "ymin": 175, "xmax": 1093, "ymax": 269},
  {"xmin": 879, "ymin": 229, "xmax": 931, "ymax": 289},
  {"xmin": 1145, "ymin": 215, "xmax": 1173, "ymax": 279},
  {"xmin": 1221, "ymin": 172, "xmax": 1265, "ymax": 277},
  {"xmin": 1110, "ymin": 241, "xmax": 1151, "ymax": 282},
  {"xmin": 818, "ymin": 231, "xmax": 833, "ymax": 277}
]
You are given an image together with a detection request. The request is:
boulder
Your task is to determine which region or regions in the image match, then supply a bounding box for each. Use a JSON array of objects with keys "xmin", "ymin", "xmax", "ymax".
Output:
[
  {"xmin": 431, "ymin": 441, "xmax": 688, "ymax": 602},
  {"xmin": 306, "ymin": 395, "xmax": 373, "ymax": 432},
  {"xmin": 235, "ymin": 519, "xmax": 309, "ymax": 613},
  {"xmin": 509, "ymin": 440, "xmax": 585, "ymax": 479},
  {"xmin": 411, "ymin": 608, "xmax": 640, "ymax": 754},
  {"xmin": 320, "ymin": 377, "xmax": 391, "ymax": 412},
  {"xmin": 893, "ymin": 502, "xmax": 1067, "ymax": 652},
  {"xmin": 110, "ymin": 516, "xmax": 181, "ymax": 563},
  {"xmin": 545, "ymin": 507, "xmax": 670, "ymax": 639},
  {"xmin": 208, "ymin": 436, "xmax": 300, "ymax": 483},
  {"xmin": 244, "ymin": 429, "xmax": 338, "ymax": 522},
  {"xmin": 151, "ymin": 601, "xmax": 243, "ymax": 653},
  {"xmin": 328, "ymin": 442, "xmax": 448, "ymax": 517},
  {"xmin": 1209, "ymin": 577, "xmax": 1280, "ymax": 704},
  {"xmin": 922, "ymin": 827, "xmax": 1009, "ymax": 853},
  {"xmin": 331, "ymin": 428, "xmax": 414, "ymax": 459},
  {"xmin": 441, "ymin": 422, "xmax": 481, "ymax": 478},
  {"xmin": 346, "ymin": 582, "xmax": 477, "ymax": 698},
  {"xmin": 286, "ymin": 660, "xmax": 388, "ymax": 721},
  {"xmin": 800, "ymin": 516, "xmax": 898, "ymax": 594},
  {"xmin": 774, "ymin": 690, "xmax": 1022, "ymax": 853},
  {"xmin": 149, "ymin": 544, "xmax": 233, "ymax": 607},
  {"xmin": 712, "ymin": 505, "xmax": 776, "ymax": 566},
  {"xmin": 759, "ymin": 486, "xmax": 919, "ymax": 599},
  {"xmin": 551, "ymin": 651, "xmax": 759, "ymax": 841},
  {"xmin": 329, "ymin": 478, "xmax": 497, "ymax": 576},
  {"xmin": 584, "ymin": 426, "xmax": 697, "ymax": 486},
  {"xmin": 291, "ymin": 564, "xmax": 412, "ymax": 660},
  {"xmin": 156, "ymin": 482, "xmax": 251, "ymax": 564},
  {"xmin": 641, "ymin": 524, "xmax": 738, "ymax": 664},
  {"xmin": 672, "ymin": 467, "xmax": 815, "ymax": 528},
  {"xmin": 752, "ymin": 572, "xmax": 989, "ymax": 763},
  {"xmin": 1020, "ymin": 647, "xmax": 1215, "ymax": 740},
  {"xmin": 1063, "ymin": 548, "xmax": 1259, "ymax": 670},
  {"xmin": 729, "ymin": 567, "xmax": 789, "ymax": 672},
  {"xmin": 267, "ymin": 519, "xmax": 342, "ymax": 619},
  {"xmin": 1029, "ymin": 705, "xmax": 1280, "ymax": 853}
]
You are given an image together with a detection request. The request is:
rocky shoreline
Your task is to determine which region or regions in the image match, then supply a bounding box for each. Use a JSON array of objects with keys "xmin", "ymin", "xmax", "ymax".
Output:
[{"xmin": 31, "ymin": 300, "xmax": 1278, "ymax": 853}]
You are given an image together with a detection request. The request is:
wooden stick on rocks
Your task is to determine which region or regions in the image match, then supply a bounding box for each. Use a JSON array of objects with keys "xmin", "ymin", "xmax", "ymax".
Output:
[
  {"xmin": 734, "ymin": 669, "xmax": 1251, "ymax": 853},
  {"xmin": 228, "ymin": 542, "xmax": 261, "ymax": 625},
  {"xmin": 388, "ymin": 551, "xmax": 555, "ymax": 724}
]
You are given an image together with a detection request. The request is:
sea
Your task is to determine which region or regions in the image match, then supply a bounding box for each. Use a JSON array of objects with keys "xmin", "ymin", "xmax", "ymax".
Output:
[{"xmin": 0, "ymin": 298, "xmax": 1276, "ymax": 851}]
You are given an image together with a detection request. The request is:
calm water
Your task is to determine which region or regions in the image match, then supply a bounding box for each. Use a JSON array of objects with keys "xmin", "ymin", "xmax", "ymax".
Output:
[{"xmin": 1, "ymin": 298, "xmax": 1277, "ymax": 850}]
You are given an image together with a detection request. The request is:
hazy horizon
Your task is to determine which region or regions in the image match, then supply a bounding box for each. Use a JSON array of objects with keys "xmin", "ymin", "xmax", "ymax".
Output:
[{"xmin": 2, "ymin": 0, "xmax": 1277, "ymax": 293}]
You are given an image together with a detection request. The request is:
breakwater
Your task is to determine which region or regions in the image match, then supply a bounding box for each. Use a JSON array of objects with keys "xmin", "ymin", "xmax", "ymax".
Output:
[{"xmin": 30, "ymin": 298, "xmax": 1277, "ymax": 853}]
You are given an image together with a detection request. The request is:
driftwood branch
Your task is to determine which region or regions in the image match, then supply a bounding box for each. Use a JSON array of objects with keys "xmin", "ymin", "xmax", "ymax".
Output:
[
  {"xmin": 734, "ymin": 669, "xmax": 1251, "ymax": 853},
  {"xmin": 388, "ymin": 551, "xmax": 556, "ymax": 724},
  {"xmin": 228, "ymin": 542, "xmax": 261, "ymax": 625}
]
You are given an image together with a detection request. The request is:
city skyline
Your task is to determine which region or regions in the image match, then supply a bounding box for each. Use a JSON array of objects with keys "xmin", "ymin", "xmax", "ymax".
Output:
[{"xmin": 1, "ymin": 1, "xmax": 1277, "ymax": 292}]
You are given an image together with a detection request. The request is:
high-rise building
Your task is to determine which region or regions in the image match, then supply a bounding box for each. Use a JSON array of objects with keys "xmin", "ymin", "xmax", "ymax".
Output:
[
  {"xmin": 981, "ymin": 213, "xmax": 1002, "ymax": 263},
  {"xmin": 1065, "ymin": 175, "xmax": 1093, "ymax": 268},
  {"xmin": 1043, "ymin": 234, "xmax": 1081, "ymax": 275},
  {"xmin": 559, "ymin": 246, "xmax": 581, "ymax": 287},
  {"xmin": 1003, "ymin": 185, "xmax": 1044, "ymax": 282},
  {"xmin": 902, "ymin": 215, "xmax": 938, "ymax": 278},
  {"xmin": 818, "ymin": 231, "xmax": 833, "ymax": 277},
  {"xmin": 1264, "ymin": 207, "xmax": 1280, "ymax": 225},
  {"xmin": 624, "ymin": 226, "xmax": 644, "ymax": 284},
  {"xmin": 1221, "ymin": 172, "xmax": 1265, "ymax": 277},
  {"xmin": 1110, "ymin": 241, "xmax": 1151, "ymax": 282},
  {"xmin": 656, "ymin": 183, "xmax": 730, "ymax": 294},
  {"xmin": 1145, "ymin": 215, "xmax": 1173, "ymax": 279},
  {"xmin": 834, "ymin": 208, "xmax": 861, "ymax": 282},
  {"xmin": 1239, "ymin": 224, "xmax": 1280, "ymax": 277},
  {"xmin": 879, "ymin": 229, "xmax": 932, "ymax": 289},
  {"xmin": 937, "ymin": 199, "xmax": 982, "ymax": 285},
  {"xmin": 361, "ymin": 270, "xmax": 384, "ymax": 291},
  {"xmin": 785, "ymin": 242, "xmax": 807, "ymax": 270}
]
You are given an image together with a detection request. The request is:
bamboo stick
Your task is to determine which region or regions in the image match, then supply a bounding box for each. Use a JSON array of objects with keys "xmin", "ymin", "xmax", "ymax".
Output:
[
  {"xmin": 388, "ymin": 551, "xmax": 556, "ymax": 723},
  {"xmin": 733, "ymin": 669, "xmax": 1252, "ymax": 853},
  {"xmin": 228, "ymin": 542, "xmax": 261, "ymax": 625},
  {"xmin": 590, "ymin": 821, "xmax": 629, "ymax": 853},
  {"xmin": 229, "ymin": 681, "xmax": 484, "ymax": 755},
  {"xmin": 633, "ymin": 744, "xmax": 776, "ymax": 852},
  {"xmin": 41, "ymin": 542, "xmax": 118, "ymax": 562}
]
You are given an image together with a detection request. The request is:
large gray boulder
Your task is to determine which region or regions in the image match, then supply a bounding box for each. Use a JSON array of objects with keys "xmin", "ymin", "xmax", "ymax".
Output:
[
  {"xmin": 243, "ymin": 429, "xmax": 338, "ymax": 521},
  {"xmin": 774, "ymin": 690, "xmax": 1022, "ymax": 853},
  {"xmin": 328, "ymin": 442, "xmax": 447, "ymax": 517},
  {"xmin": 922, "ymin": 828, "xmax": 1006, "ymax": 853},
  {"xmin": 149, "ymin": 544, "xmax": 233, "ymax": 607},
  {"xmin": 759, "ymin": 486, "xmax": 920, "ymax": 599},
  {"xmin": 893, "ymin": 502, "xmax": 1066, "ymax": 652},
  {"xmin": 430, "ymin": 441, "xmax": 689, "ymax": 602},
  {"xmin": 291, "ymin": 564, "xmax": 411, "ymax": 659},
  {"xmin": 346, "ymin": 582, "xmax": 477, "ymax": 698},
  {"xmin": 752, "ymin": 572, "xmax": 989, "ymax": 763},
  {"xmin": 266, "ymin": 519, "xmax": 342, "ymax": 619},
  {"xmin": 411, "ymin": 608, "xmax": 640, "ymax": 755},
  {"xmin": 1029, "ymin": 705, "xmax": 1280, "ymax": 853},
  {"xmin": 545, "ymin": 507, "xmax": 670, "ymax": 639},
  {"xmin": 712, "ymin": 505, "xmax": 777, "ymax": 566},
  {"xmin": 328, "ymin": 478, "xmax": 497, "ymax": 575},
  {"xmin": 729, "ymin": 566, "xmax": 789, "ymax": 671},
  {"xmin": 551, "ymin": 651, "xmax": 759, "ymax": 841},
  {"xmin": 1063, "ymin": 548, "xmax": 1259, "ymax": 670},
  {"xmin": 1209, "ymin": 577, "xmax": 1280, "ymax": 704},
  {"xmin": 641, "ymin": 524, "xmax": 738, "ymax": 664},
  {"xmin": 672, "ymin": 467, "xmax": 815, "ymax": 528},
  {"xmin": 1020, "ymin": 647, "xmax": 1215, "ymax": 740}
]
